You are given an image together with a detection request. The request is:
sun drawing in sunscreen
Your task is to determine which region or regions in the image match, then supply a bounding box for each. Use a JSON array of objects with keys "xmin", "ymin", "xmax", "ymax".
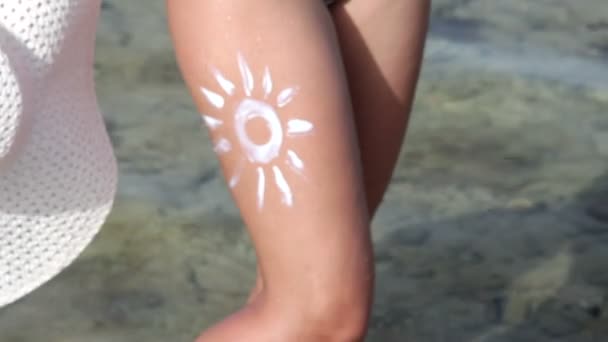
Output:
[{"xmin": 201, "ymin": 53, "xmax": 314, "ymax": 210}]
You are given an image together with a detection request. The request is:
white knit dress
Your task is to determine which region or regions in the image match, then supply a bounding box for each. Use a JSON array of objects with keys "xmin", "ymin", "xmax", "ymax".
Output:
[{"xmin": 0, "ymin": 0, "xmax": 117, "ymax": 307}]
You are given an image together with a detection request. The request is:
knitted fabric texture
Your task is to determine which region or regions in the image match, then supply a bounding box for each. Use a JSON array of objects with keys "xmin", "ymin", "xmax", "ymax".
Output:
[{"xmin": 0, "ymin": 0, "xmax": 116, "ymax": 307}]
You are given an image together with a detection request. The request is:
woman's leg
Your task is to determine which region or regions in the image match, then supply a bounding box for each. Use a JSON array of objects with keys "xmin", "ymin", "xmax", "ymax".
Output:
[
  {"xmin": 167, "ymin": 1, "xmax": 373, "ymax": 341},
  {"xmin": 246, "ymin": 0, "xmax": 431, "ymax": 306},
  {"xmin": 331, "ymin": 0, "xmax": 430, "ymax": 216}
]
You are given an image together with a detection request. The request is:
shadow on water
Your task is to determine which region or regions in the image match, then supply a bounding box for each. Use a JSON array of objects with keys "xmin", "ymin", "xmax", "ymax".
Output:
[{"xmin": 369, "ymin": 171, "xmax": 608, "ymax": 342}]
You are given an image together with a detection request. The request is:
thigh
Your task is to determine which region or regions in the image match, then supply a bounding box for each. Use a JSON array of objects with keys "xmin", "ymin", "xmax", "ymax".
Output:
[
  {"xmin": 330, "ymin": 0, "xmax": 430, "ymax": 215},
  {"xmin": 167, "ymin": 0, "xmax": 373, "ymax": 316}
]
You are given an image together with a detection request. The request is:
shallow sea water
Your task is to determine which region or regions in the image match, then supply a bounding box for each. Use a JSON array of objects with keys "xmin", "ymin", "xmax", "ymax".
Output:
[{"xmin": 1, "ymin": 1, "xmax": 607, "ymax": 341}]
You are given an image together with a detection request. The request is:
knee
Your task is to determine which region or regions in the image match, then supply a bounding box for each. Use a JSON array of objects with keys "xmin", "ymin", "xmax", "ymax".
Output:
[
  {"xmin": 306, "ymin": 297, "xmax": 371, "ymax": 341},
  {"xmin": 262, "ymin": 287, "xmax": 372, "ymax": 341}
]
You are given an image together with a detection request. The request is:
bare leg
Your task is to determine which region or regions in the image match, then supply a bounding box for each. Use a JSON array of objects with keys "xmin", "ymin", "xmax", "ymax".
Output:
[
  {"xmin": 167, "ymin": 1, "xmax": 373, "ymax": 340},
  {"xmin": 332, "ymin": 0, "xmax": 430, "ymax": 216},
  {"xmin": 247, "ymin": 0, "xmax": 430, "ymax": 306}
]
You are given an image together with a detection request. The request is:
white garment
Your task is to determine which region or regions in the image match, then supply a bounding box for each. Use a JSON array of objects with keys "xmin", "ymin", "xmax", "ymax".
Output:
[{"xmin": 0, "ymin": 0, "xmax": 117, "ymax": 307}]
